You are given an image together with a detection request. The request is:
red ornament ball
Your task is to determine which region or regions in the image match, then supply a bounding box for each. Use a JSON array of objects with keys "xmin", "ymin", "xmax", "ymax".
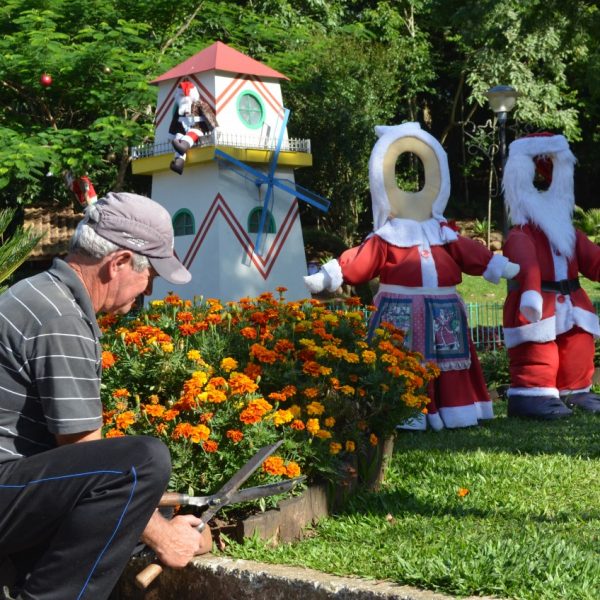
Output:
[{"xmin": 40, "ymin": 73, "xmax": 53, "ymax": 87}]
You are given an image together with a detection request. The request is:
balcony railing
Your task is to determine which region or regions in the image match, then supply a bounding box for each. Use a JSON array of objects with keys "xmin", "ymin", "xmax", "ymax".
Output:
[{"xmin": 131, "ymin": 130, "xmax": 312, "ymax": 159}]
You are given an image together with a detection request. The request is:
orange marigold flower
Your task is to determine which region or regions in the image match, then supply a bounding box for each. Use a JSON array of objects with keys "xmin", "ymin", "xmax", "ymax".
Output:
[
  {"xmin": 274, "ymin": 339, "xmax": 294, "ymax": 354},
  {"xmin": 369, "ymin": 433, "xmax": 379, "ymax": 446},
  {"xmin": 102, "ymin": 351, "xmax": 116, "ymax": 369},
  {"xmin": 163, "ymin": 409, "xmax": 180, "ymax": 421},
  {"xmin": 286, "ymin": 461, "xmax": 301, "ymax": 478},
  {"xmin": 240, "ymin": 327, "xmax": 258, "ymax": 339},
  {"xmin": 229, "ymin": 372, "xmax": 259, "ymax": 395},
  {"xmin": 220, "ymin": 357, "xmax": 238, "ymax": 372},
  {"xmin": 199, "ymin": 412, "xmax": 214, "ymax": 423},
  {"xmin": 202, "ymin": 440, "xmax": 219, "ymax": 453},
  {"xmin": 115, "ymin": 411, "xmax": 136, "ymax": 430},
  {"xmin": 176, "ymin": 311, "xmax": 194, "ymax": 322},
  {"xmin": 105, "ymin": 429, "xmax": 125, "ymax": 438},
  {"xmin": 457, "ymin": 488, "xmax": 470, "ymax": 497},
  {"xmin": 288, "ymin": 404, "xmax": 302, "ymax": 418},
  {"xmin": 226, "ymin": 429, "xmax": 244, "ymax": 443},
  {"xmin": 329, "ymin": 442, "xmax": 342, "ymax": 455},
  {"xmin": 361, "ymin": 350, "xmax": 376, "ymax": 364},
  {"xmin": 281, "ymin": 385, "xmax": 297, "ymax": 399},
  {"xmin": 315, "ymin": 429, "xmax": 332, "ymax": 439},
  {"xmin": 155, "ymin": 423, "xmax": 167, "ymax": 436},
  {"xmin": 290, "ymin": 419, "xmax": 305, "ymax": 430},
  {"xmin": 306, "ymin": 401, "xmax": 325, "ymax": 416},
  {"xmin": 302, "ymin": 361, "xmax": 322, "ymax": 377},
  {"xmin": 302, "ymin": 387, "xmax": 320, "ymax": 399},
  {"xmin": 143, "ymin": 404, "xmax": 166, "ymax": 418},
  {"xmin": 345, "ymin": 440, "xmax": 356, "ymax": 453},
  {"xmin": 263, "ymin": 456, "xmax": 286, "ymax": 476},
  {"xmin": 324, "ymin": 416, "xmax": 336, "ymax": 428},
  {"xmin": 306, "ymin": 418, "xmax": 320, "ymax": 435},
  {"xmin": 112, "ymin": 388, "xmax": 130, "ymax": 399},
  {"xmin": 244, "ymin": 362, "xmax": 262, "ymax": 380},
  {"xmin": 148, "ymin": 394, "xmax": 160, "ymax": 404},
  {"xmin": 164, "ymin": 293, "xmax": 182, "ymax": 305},
  {"xmin": 357, "ymin": 420, "xmax": 368, "ymax": 431}
]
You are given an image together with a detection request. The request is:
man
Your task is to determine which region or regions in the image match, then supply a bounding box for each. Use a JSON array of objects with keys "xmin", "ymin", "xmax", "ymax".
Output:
[
  {"xmin": 502, "ymin": 133, "xmax": 600, "ymax": 419},
  {"xmin": 0, "ymin": 192, "xmax": 212, "ymax": 600}
]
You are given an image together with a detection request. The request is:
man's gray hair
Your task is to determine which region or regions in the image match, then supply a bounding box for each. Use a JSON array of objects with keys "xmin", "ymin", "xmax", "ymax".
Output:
[{"xmin": 71, "ymin": 204, "xmax": 150, "ymax": 272}]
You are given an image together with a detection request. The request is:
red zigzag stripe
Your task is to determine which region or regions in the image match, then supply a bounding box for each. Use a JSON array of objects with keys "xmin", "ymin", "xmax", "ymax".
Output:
[{"xmin": 182, "ymin": 193, "xmax": 299, "ymax": 280}]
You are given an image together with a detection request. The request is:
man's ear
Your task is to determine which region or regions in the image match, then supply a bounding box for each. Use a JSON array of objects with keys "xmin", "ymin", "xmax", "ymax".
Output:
[{"xmin": 107, "ymin": 250, "xmax": 133, "ymax": 278}]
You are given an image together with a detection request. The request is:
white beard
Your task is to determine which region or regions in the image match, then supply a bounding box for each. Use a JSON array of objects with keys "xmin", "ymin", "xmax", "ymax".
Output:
[{"xmin": 503, "ymin": 144, "xmax": 576, "ymax": 259}]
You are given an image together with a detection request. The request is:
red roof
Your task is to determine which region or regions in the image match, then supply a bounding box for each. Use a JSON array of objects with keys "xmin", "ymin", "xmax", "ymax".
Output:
[{"xmin": 151, "ymin": 41, "xmax": 289, "ymax": 84}]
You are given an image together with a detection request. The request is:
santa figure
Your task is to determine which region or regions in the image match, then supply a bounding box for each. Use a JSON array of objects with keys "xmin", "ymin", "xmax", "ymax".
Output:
[
  {"xmin": 169, "ymin": 79, "xmax": 218, "ymax": 175},
  {"xmin": 502, "ymin": 133, "xmax": 600, "ymax": 419},
  {"xmin": 305, "ymin": 122, "xmax": 519, "ymax": 430},
  {"xmin": 64, "ymin": 172, "xmax": 97, "ymax": 207}
]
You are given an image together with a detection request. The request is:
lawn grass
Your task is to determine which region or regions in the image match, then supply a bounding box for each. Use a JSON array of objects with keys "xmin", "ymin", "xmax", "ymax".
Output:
[{"xmin": 225, "ymin": 402, "xmax": 600, "ymax": 600}]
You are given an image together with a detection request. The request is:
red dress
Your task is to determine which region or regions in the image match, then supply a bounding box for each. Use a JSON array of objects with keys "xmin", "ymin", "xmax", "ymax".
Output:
[{"xmin": 328, "ymin": 218, "xmax": 509, "ymax": 430}]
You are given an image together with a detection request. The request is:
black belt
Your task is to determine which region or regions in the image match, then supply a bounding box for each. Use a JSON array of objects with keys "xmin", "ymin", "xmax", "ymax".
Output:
[{"xmin": 508, "ymin": 278, "xmax": 580, "ymax": 295}]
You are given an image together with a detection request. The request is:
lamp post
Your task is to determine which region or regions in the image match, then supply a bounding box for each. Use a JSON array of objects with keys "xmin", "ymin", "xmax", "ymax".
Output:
[{"xmin": 484, "ymin": 85, "xmax": 518, "ymax": 237}]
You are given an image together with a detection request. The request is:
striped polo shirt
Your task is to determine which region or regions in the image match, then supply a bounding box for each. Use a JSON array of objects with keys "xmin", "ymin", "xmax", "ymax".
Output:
[{"xmin": 0, "ymin": 258, "xmax": 103, "ymax": 464}]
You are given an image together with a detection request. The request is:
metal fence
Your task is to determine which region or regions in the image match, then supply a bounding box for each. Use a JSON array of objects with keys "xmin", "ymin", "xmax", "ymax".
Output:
[{"xmin": 466, "ymin": 300, "xmax": 600, "ymax": 350}]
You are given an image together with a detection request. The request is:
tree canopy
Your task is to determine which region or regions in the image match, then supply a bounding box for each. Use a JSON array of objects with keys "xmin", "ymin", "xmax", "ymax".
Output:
[{"xmin": 1, "ymin": 0, "xmax": 598, "ymax": 244}]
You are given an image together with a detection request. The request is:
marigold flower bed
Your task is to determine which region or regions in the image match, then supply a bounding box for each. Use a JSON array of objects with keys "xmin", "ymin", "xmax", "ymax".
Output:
[{"xmin": 100, "ymin": 290, "xmax": 437, "ymax": 501}]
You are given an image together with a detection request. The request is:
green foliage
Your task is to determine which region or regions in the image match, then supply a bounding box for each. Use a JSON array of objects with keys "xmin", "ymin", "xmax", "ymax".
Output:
[
  {"xmin": 477, "ymin": 347, "xmax": 510, "ymax": 391},
  {"xmin": 0, "ymin": 208, "xmax": 44, "ymax": 293},
  {"xmin": 225, "ymin": 405, "xmax": 600, "ymax": 600},
  {"xmin": 573, "ymin": 206, "xmax": 600, "ymax": 243}
]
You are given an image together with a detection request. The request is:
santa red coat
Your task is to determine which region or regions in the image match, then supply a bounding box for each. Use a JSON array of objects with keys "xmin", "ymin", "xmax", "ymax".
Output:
[{"xmin": 324, "ymin": 219, "xmax": 509, "ymax": 430}]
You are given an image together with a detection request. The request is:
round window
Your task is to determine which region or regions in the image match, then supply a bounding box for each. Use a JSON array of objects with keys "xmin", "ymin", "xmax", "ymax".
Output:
[{"xmin": 237, "ymin": 91, "xmax": 265, "ymax": 129}]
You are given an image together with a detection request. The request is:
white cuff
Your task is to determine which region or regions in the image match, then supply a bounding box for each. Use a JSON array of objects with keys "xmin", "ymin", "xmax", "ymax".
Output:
[
  {"xmin": 321, "ymin": 259, "xmax": 344, "ymax": 292},
  {"xmin": 483, "ymin": 254, "xmax": 509, "ymax": 284},
  {"xmin": 520, "ymin": 290, "xmax": 543, "ymax": 323}
]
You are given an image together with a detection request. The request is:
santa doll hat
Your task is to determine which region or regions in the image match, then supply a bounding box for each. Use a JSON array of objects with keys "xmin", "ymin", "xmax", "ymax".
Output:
[
  {"xmin": 503, "ymin": 132, "xmax": 577, "ymax": 258},
  {"xmin": 369, "ymin": 122, "xmax": 451, "ymax": 231},
  {"xmin": 503, "ymin": 132, "xmax": 576, "ymax": 226}
]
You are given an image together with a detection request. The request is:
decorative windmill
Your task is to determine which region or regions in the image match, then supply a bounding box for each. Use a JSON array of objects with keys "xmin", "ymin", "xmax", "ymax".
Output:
[
  {"xmin": 131, "ymin": 42, "xmax": 329, "ymax": 303},
  {"xmin": 214, "ymin": 107, "xmax": 330, "ymax": 259}
]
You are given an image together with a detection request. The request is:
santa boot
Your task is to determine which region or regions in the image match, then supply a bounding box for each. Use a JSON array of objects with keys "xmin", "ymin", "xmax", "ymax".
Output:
[{"xmin": 172, "ymin": 129, "xmax": 201, "ymax": 155}]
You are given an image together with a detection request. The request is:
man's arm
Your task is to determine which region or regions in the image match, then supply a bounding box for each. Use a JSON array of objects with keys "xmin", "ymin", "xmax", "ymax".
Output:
[{"xmin": 55, "ymin": 428, "xmax": 102, "ymax": 445}]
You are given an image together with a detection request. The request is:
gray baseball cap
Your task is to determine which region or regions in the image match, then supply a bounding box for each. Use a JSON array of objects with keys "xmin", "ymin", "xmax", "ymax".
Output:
[{"xmin": 87, "ymin": 192, "xmax": 191, "ymax": 284}]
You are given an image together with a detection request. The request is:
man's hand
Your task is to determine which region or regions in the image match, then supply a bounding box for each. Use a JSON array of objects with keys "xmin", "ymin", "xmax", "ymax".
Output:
[{"xmin": 141, "ymin": 511, "xmax": 212, "ymax": 568}]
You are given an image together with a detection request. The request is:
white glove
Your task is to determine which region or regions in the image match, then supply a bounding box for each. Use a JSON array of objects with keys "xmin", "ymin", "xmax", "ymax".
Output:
[
  {"xmin": 501, "ymin": 261, "xmax": 520, "ymax": 279},
  {"xmin": 304, "ymin": 270, "xmax": 332, "ymax": 294}
]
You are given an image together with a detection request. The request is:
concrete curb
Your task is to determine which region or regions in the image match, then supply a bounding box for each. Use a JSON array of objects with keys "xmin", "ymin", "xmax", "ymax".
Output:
[{"xmin": 116, "ymin": 555, "xmax": 501, "ymax": 600}]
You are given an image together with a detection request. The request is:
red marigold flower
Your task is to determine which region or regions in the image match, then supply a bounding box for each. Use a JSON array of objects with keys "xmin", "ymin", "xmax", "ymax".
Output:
[
  {"xmin": 226, "ymin": 429, "xmax": 244, "ymax": 443},
  {"xmin": 290, "ymin": 419, "xmax": 305, "ymax": 431},
  {"xmin": 202, "ymin": 440, "xmax": 219, "ymax": 453}
]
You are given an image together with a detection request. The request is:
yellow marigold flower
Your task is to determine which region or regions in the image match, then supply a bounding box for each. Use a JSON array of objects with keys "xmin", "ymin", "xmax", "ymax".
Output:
[
  {"xmin": 369, "ymin": 433, "xmax": 379, "ymax": 446},
  {"xmin": 160, "ymin": 342, "xmax": 174, "ymax": 353},
  {"xmin": 187, "ymin": 349, "xmax": 202, "ymax": 361},
  {"xmin": 361, "ymin": 350, "xmax": 377, "ymax": 364},
  {"xmin": 150, "ymin": 300, "xmax": 164, "ymax": 307},
  {"xmin": 329, "ymin": 442, "xmax": 342, "ymax": 455},
  {"xmin": 319, "ymin": 365, "xmax": 332, "ymax": 376},
  {"xmin": 273, "ymin": 409, "xmax": 294, "ymax": 426},
  {"xmin": 315, "ymin": 429, "xmax": 332, "ymax": 439},
  {"xmin": 221, "ymin": 357, "xmax": 238, "ymax": 372},
  {"xmin": 306, "ymin": 418, "xmax": 320, "ymax": 435},
  {"xmin": 345, "ymin": 440, "xmax": 356, "ymax": 452},
  {"xmin": 324, "ymin": 416, "xmax": 336, "ymax": 428},
  {"xmin": 343, "ymin": 352, "xmax": 360, "ymax": 364},
  {"xmin": 306, "ymin": 401, "xmax": 325, "ymax": 416},
  {"xmin": 286, "ymin": 461, "xmax": 301, "ymax": 478},
  {"xmin": 340, "ymin": 385, "xmax": 355, "ymax": 396}
]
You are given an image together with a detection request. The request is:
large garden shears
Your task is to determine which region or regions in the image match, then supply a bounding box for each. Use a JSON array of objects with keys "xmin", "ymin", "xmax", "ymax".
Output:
[{"xmin": 136, "ymin": 440, "xmax": 304, "ymax": 588}]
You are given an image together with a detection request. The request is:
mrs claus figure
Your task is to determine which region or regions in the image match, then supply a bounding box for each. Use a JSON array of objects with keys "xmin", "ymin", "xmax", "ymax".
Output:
[
  {"xmin": 305, "ymin": 122, "xmax": 519, "ymax": 430},
  {"xmin": 502, "ymin": 133, "xmax": 600, "ymax": 419}
]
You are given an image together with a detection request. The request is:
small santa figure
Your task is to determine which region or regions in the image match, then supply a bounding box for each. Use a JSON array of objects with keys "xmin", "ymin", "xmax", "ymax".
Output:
[
  {"xmin": 169, "ymin": 79, "xmax": 218, "ymax": 175},
  {"xmin": 305, "ymin": 122, "xmax": 519, "ymax": 430},
  {"xmin": 64, "ymin": 172, "xmax": 97, "ymax": 207},
  {"xmin": 502, "ymin": 133, "xmax": 600, "ymax": 419}
]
